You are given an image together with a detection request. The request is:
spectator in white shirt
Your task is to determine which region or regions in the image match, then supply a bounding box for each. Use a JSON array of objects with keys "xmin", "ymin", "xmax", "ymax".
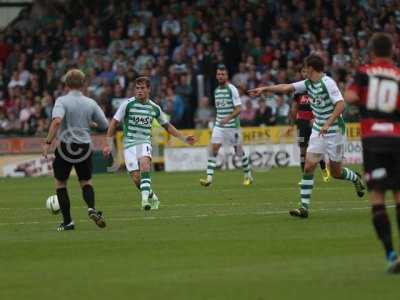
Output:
[
  {"xmin": 134, "ymin": 47, "xmax": 155, "ymax": 74},
  {"xmin": 332, "ymin": 46, "xmax": 351, "ymax": 69},
  {"xmin": 128, "ymin": 17, "xmax": 146, "ymax": 37},
  {"xmin": 19, "ymin": 100, "xmax": 34, "ymax": 132},
  {"xmin": 162, "ymin": 14, "xmax": 181, "ymax": 36},
  {"xmin": 17, "ymin": 62, "xmax": 31, "ymax": 86},
  {"xmin": 8, "ymin": 71, "xmax": 25, "ymax": 89}
]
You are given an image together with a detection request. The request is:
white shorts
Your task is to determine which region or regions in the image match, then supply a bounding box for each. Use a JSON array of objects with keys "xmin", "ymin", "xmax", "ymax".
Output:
[
  {"xmin": 211, "ymin": 127, "xmax": 242, "ymax": 146},
  {"xmin": 307, "ymin": 132, "xmax": 345, "ymax": 162},
  {"xmin": 124, "ymin": 143, "xmax": 152, "ymax": 172}
]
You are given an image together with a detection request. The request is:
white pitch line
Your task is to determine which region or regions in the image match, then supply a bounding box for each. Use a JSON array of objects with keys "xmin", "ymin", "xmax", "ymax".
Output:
[
  {"xmin": 0, "ymin": 205, "xmax": 392, "ymax": 227},
  {"xmin": 156, "ymin": 186, "xmax": 355, "ymax": 192},
  {"xmin": 0, "ymin": 199, "xmax": 370, "ymax": 211}
]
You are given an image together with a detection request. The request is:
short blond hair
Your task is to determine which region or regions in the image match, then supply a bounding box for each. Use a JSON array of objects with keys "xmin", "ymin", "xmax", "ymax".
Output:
[{"xmin": 64, "ymin": 69, "xmax": 85, "ymax": 89}]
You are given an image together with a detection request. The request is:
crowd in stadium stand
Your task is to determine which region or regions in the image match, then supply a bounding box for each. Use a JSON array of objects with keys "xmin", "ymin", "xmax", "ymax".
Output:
[{"xmin": 0, "ymin": 0, "xmax": 399, "ymax": 135}]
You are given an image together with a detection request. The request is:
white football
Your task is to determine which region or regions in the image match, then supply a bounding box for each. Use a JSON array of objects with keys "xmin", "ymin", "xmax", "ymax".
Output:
[{"xmin": 46, "ymin": 195, "xmax": 60, "ymax": 215}]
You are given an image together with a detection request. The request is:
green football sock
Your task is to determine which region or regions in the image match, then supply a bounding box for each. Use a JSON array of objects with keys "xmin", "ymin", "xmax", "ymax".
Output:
[
  {"xmin": 206, "ymin": 157, "xmax": 216, "ymax": 182},
  {"xmin": 242, "ymin": 155, "xmax": 251, "ymax": 177},
  {"xmin": 140, "ymin": 171, "xmax": 151, "ymax": 201},
  {"xmin": 340, "ymin": 167, "xmax": 358, "ymax": 183},
  {"xmin": 300, "ymin": 174, "xmax": 314, "ymax": 210}
]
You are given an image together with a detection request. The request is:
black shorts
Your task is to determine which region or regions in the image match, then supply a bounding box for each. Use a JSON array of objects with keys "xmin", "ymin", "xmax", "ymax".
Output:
[
  {"xmin": 362, "ymin": 138, "xmax": 400, "ymax": 191},
  {"xmin": 53, "ymin": 143, "xmax": 92, "ymax": 182},
  {"xmin": 297, "ymin": 120, "xmax": 312, "ymax": 148}
]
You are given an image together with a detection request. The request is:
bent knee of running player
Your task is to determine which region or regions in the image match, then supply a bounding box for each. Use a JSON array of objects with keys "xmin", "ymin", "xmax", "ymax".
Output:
[
  {"xmin": 210, "ymin": 143, "xmax": 221, "ymax": 156},
  {"xmin": 328, "ymin": 160, "xmax": 343, "ymax": 178},
  {"xmin": 139, "ymin": 156, "xmax": 151, "ymax": 172},
  {"xmin": 234, "ymin": 145, "xmax": 244, "ymax": 156}
]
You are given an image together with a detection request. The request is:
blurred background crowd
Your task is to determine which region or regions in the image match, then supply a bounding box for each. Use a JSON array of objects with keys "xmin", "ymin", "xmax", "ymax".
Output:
[{"xmin": 0, "ymin": 0, "xmax": 399, "ymax": 136}]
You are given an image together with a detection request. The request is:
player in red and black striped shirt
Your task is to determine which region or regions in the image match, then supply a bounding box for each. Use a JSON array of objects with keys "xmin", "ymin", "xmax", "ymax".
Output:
[
  {"xmin": 345, "ymin": 33, "xmax": 400, "ymax": 273},
  {"xmin": 289, "ymin": 67, "xmax": 330, "ymax": 182}
]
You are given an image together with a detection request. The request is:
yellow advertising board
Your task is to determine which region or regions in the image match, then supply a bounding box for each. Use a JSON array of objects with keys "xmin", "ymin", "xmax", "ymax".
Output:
[
  {"xmin": 114, "ymin": 123, "xmax": 361, "ymax": 165},
  {"xmin": 345, "ymin": 123, "xmax": 361, "ymax": 140},
  {"xmin": 116, "ymin": 123, "xmax": 360, "ymax": 149},
  {"xmin": 158, "ymin": 123, "xmax": 361, "ymax": 147}
]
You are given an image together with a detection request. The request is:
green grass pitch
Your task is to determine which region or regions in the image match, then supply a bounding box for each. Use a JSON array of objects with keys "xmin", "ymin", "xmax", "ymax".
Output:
[{"xmin": 0, "ymin": 167, "xmax": 399, "ymax": 300}]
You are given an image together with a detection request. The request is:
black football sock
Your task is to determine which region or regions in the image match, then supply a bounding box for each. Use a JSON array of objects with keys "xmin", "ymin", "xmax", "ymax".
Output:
[
  {"xmin": 319, "ymin": 160, "xmax": 326, "ymax": 170},
  {"xmin": 82, "ymin": 184, "xmax": 95, "ymax": 210},
  {"xmin": 372, "ymin": 204, "xmax": 394, "ymax": 258},
  {"xmin": 300, "ymin": 153, "xmax": 305, "ymax": 172},
  {"xmin": 56, "ymin": 188, "xmax": 72, "ymax": 224}
]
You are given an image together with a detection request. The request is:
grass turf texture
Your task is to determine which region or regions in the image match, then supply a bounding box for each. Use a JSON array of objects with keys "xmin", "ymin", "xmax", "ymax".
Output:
[{"xmin": 0, "ymin": 167, "xmax": 399, "ymax": 300}]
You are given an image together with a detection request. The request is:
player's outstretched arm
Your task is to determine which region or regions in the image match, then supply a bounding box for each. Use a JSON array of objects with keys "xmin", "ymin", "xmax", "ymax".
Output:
[
  {"xmin": 248, "ymin": 84, "xmax": 295, "ymax": 97},
  {"xmin": 163, "ymin": 123, "xmax": 197, "ymax": 145},
  {"xmin": 103, "ymin": 118, "xmax": 119, "ymax": 158}
]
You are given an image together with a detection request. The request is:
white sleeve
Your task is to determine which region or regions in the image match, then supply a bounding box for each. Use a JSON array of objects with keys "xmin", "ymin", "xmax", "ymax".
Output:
[
  {"xmin": 324, "ymin": 77, "xmax": 344, "ymax": 104},
  {"xmin": 156, "ymin": 106, "xmax": 169, "ymax": 125},
  {"xmin": 230, "ymin": 84, "xmax": 241, "ymax": 106},
  {"xmin": 52, "ymin": 98, "xmax": 65, "ymax": 119},
  {"xmin": 291, "ymin": 80, "xmax": 307, "ymax": 93},
  {"xmin": 113, "ymin": 100, "xmax": 129, "ymax": 122}
]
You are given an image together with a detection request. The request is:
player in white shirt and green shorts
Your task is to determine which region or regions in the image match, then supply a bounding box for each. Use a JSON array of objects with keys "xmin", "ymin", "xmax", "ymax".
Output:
[
  {"xmin": 200, "ymin": 64, "xmax": 253, "ymax": 187},
  {"xmin": 249, "ymin": 54, "xmax": 365, "ymax": 218},
  {"xmin": 104, "ymin": 77, "xmax": 196, "ymax": 210}
]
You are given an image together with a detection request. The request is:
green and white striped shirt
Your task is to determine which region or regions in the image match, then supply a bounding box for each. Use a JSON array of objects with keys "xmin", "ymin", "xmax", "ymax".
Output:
[
  {"xmin": 292, "ymin": 75, "xmax": 345, "ymax": 135},
  {"xmin": 113, "ymin": 97, "xmax": 168, "ymax": 149},
  {"xmin": 214, "ymin": 83, "xmax": 241, "ymax": 128}
]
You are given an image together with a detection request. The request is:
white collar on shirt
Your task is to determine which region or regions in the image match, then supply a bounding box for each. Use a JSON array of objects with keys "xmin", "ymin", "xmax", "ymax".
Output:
[{"xmin": 68, "ymin": 90, "xmax": 82, "ymax": 96}]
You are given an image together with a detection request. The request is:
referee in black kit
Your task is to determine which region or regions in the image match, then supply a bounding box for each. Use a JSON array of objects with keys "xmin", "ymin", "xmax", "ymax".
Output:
[{"xmin": 42, "ymin": 69, "xmax": 109, "ymax": 231}]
